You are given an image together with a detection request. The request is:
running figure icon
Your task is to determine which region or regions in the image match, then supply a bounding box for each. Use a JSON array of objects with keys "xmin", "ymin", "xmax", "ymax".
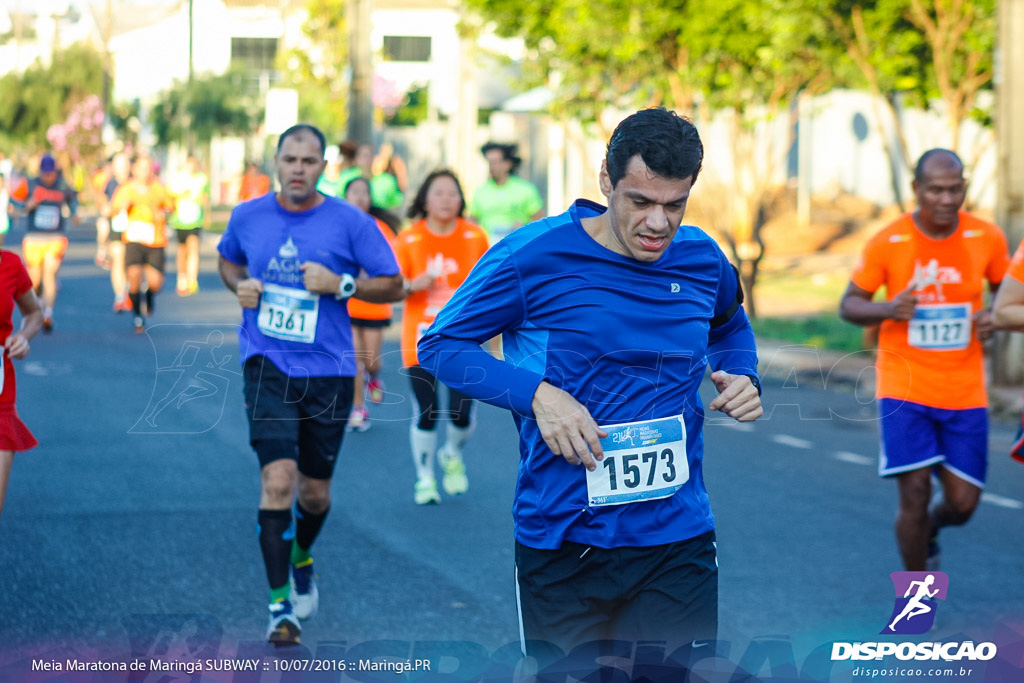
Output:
[
  {"xmin": 143, "ymin": 330, "xmax": 233, "ymax": 428},
  {"xmin": 888, "ymin": 574, "xmax": 939, "ymax": 632}
]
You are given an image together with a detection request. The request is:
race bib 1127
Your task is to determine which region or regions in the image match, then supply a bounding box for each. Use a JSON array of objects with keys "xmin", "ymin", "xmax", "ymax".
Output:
[{"xmin": 907, "ymin": 303, "xmax": 971, "ymax": 351}]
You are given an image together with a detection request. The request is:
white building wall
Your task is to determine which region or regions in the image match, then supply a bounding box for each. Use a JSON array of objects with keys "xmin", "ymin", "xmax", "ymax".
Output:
[
  {"xmin": 109, "ymin": 10, "xmax": 190, "ymax": 102},
  {"xmin": 109, "ymin": 1, "xmax": 299, "ymax": 104},
  {"xmin": 371, "ymin": 7, "xmax": 460, "ymax": 117},
  {"xmin": 805, "ymin": 89, "xmax": 995, "ymax": 210}
]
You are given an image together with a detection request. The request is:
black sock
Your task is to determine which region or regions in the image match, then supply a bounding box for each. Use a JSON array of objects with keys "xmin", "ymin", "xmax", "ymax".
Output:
[
  {"xmin": 145, "ymin": 289, "xmax": 155, "ymax": 315},
  {"xmin": 129, "ymin": 292, "xmax": 141, "ymax": 316},
  {"xmin": 292, "ymin": 501, "xmax": 330, "ymax": 563},
  {"xmin": 257, "ymin": 509, "xmax": 293, "ymax": 597}
]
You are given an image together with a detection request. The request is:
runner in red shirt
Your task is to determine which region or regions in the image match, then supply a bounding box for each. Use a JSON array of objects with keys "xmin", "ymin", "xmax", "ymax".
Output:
[{"xmin": 0, "ymin": 250, "xmax": 44, "ymax": 518}]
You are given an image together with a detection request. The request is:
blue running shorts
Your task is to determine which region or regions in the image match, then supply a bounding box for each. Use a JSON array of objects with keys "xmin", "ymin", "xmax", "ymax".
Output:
[{"xmin": 878, "ymin": 398, "xmax": 987, "ymax": 487}]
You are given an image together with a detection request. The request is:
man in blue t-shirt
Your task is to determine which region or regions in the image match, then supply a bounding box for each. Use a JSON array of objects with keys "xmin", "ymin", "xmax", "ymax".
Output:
[
  {"xmin": 418, "ymin": 108, "xmax": 762, "ymax": 663},
  {"xmin": 218, "ymin": 124, "xmax": 402, "ymax": 646}
]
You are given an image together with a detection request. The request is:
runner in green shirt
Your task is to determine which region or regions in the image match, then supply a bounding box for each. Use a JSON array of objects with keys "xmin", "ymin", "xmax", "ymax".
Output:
[
  {"xmin": 469, "ymin": 142, "xmax": 544, "ymax": 243},
  {"xmin": 168, "ymin": 156, "xmax": 209, "ymax": 296}
]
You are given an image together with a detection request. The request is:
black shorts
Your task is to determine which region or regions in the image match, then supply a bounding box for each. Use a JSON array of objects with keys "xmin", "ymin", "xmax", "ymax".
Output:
[
  {"xmin": 350, "ymin": 317, "xmax": 391, "ymax": 329},
  {"xmin": 124, "ymin": 242, "xmax": 165, "ymax": 272},
  {"xmin": 515, "ymin": 530, "xmax": 718, "ymax": 664},
  {"xmin": 242, "ymin": 355, "xmax": 354, "ymax": 479},
  {"xmin": 175, "ymin": 227, "xmax": 202, "ymax": 244}
]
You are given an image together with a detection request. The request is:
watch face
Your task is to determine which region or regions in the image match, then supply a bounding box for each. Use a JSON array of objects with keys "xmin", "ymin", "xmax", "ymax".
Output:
[{"xmin": 340, "ymin": 275, "xmax": 356, "ymax": 297}]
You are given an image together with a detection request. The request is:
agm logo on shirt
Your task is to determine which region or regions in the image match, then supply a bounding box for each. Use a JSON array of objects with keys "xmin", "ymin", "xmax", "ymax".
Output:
[
  {"xmin": 262, "ymin": 238, "xmax": 303, "ymax": 284},
  {"xmin": 278, "ymin": 237, "xmax": 299, "ymax": 258}
]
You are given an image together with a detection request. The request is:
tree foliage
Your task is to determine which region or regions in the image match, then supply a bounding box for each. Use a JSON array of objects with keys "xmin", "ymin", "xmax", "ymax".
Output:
[
  {"xmin": 830, "ymin": 0, "xmax": 995, "ymax": 206},
  {"xmin": 107, "ymin": 99, "xmax": 143, "ymax": 150},
  {"xmin": 384, "ymin": 85, "xmax": 429, "ymax": 127},
  {"xmin": 0, "ymin": 42, "xmax": 105, "ymax": 150},
  {"xmin": 277, "ymin": 0, "xmax": 348, "ymax": 141},
  {"xmin": 46, "ymin": 94, "xmax": 105, "ymax": 170},
  {"xmin": 465, "ymin": 0, "xmax": 842, "ymax": 315},
  {"xmin": 149, "ymin": 70, "xmax": 259, "ymax": 148},
  {"xmin": 465, "ymin": 0, "xmax": 994, "ymax": 314}
]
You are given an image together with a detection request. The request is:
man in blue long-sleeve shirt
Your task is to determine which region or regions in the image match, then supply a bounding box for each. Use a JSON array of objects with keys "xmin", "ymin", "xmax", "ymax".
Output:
[{"xmin": 418, "ymin": 107, "xmax": 762, "ymax": 663}]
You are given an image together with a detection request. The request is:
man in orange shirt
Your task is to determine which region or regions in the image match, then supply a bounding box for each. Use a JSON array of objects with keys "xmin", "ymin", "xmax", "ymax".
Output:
[
  {"xmin": 840, "ymin": 148, "xmax": 1009, "ymax": 571},
  {"xmin": 110, "ymin": 155, "xmax": 175, "ymax": 333},
  {"xmin": 237, "ymin": 161, "xmax": 271, "ymax": 203}
]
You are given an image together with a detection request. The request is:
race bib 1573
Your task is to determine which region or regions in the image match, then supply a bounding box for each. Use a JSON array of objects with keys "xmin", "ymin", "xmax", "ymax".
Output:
[{"xmin": 585, "ymin": 415, "xmax": 688, "ymax": 507}]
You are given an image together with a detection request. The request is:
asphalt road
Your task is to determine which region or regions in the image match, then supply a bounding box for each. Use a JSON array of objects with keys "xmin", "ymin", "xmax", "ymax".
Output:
[{"xmin": 0, "ymin": 225, "xmax": 1022, "ymax": 682}]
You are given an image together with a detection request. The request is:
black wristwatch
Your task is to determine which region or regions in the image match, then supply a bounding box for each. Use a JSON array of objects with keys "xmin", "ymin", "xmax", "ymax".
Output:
[{"xmin": 743, "ymin": 374, "xmax": 762, "ymax": 396}]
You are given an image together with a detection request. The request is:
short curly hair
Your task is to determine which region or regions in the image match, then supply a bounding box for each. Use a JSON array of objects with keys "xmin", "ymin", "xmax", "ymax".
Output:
[{"xmin": 605, "ymin": 108, "xmax": 703, "ymax": 188}]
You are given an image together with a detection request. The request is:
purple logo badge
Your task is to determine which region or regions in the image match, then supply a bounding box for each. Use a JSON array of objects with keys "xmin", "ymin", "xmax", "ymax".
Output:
[{"xmin": 881, "ymin": 571, "xmax": 949, "ymax": 635}]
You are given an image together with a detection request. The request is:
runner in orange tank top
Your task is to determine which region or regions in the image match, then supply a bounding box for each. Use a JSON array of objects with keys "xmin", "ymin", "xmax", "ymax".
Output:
[
  {"xmin": 341, "ymin": 175, "xmax": 401, "ymax": 431},
  {"xmin": 840, "ymin": 148, "xmax": 1009, "ymax": 572},
  {"xmin": 394, "ymin": 169, "xmax": 488, "ymax": 504}
]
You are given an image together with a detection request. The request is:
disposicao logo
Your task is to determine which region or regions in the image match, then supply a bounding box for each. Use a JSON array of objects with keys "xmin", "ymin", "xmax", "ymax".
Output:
[
  {"xmin": 831, "ymin": 571, "xmax": 998, "ymax": 663},
  {"xmin": 882, "ymin": 571, "xmax": 948, "ymax": 635}
]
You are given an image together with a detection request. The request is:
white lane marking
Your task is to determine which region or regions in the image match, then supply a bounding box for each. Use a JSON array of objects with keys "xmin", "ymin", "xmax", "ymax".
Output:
[
  {"xmin": 772, "ymin": 434, "xmax": 813, "ymax": 449},
  {"xmin": 834, "ymin": 451, "xmax": 874, "ymax": 466},
  {"xmin": 721, "ymin": 421, "xmax": 755, "ymax": 431},
  {"xmin": 981, "ymin": 492, "xmax": 1024, "ymax": 510}
]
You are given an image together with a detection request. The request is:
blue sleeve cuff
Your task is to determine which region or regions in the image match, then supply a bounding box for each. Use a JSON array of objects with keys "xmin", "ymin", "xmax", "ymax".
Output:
[{"xmin": 418, "ymin": 335, "xmax": 546, "ymax": 417}]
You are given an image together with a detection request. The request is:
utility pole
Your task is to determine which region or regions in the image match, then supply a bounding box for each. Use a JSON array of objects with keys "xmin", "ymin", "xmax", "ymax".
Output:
[
  {"xmin": 454, "ymin": 8, "xmax": 478, "ymax": 181},
  {"xmin": 188, "ymin": 0, "xmax": 194, "ymax": 82},
  {"xmin": 993, "ymin": 0, "xmax": 1024, "ymax": 384},
  {"xmin": 347, "ymin": 0, "xmax": 373, "ymax": 144},
  {"xmin": 13, "ymin": 0, "xmax": 22, "ymax": 71},
  {"xmin": 101, "ymin": 0, "xmax": 114, "ymax": 115},
  {"xmin": 183, "ymin": 0, "xmax": 196, "ymax": 156}
]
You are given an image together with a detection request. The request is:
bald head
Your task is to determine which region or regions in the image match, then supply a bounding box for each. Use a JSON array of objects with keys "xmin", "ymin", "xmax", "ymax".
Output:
[
  {"xmin": 912, "ymin": 148, "xmax": 966, "ymax": 233},
  {"xmin": 914, "ymin": 149, "xmax": 963, "ymax": 182}
]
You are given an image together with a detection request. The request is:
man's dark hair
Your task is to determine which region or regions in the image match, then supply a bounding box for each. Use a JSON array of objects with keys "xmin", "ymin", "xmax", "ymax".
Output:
[
  {"xmin": 914, "ymin": 148, "xmax": 963, "ymax": 182},
  {"xmin": 481, "ymin": 142, "xmax": 522, "ymax": 175},
  {"xmin": 407, "ymin": 169, "xmax": 466, "ymax": 220},
  {"xmin": 338, "ymin": 139, "xmax": 360, "ymax": 162},
  {"xmin": 606, "ymin": 108, "xmax": 703, "ymax": 187},
  {"xmin": 276, "ymin": 124, "xmax": 326, "ymax": 157}
]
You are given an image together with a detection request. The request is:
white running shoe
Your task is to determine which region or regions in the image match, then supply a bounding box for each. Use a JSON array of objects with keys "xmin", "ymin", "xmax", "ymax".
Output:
[
  {"xmin": 414, "ymin": 477, "xmax": 441, "ymax": 505},
  {"xmin": 289, "ymin": 559, "xmax": 319, "ymax": 620},
  {"xmin": 439, "ymin": 447, "xmax": 468, "ymax": 496},
  {"xmin": 266, "ymin": 601, "xmax": 301, "ymax": 645}
]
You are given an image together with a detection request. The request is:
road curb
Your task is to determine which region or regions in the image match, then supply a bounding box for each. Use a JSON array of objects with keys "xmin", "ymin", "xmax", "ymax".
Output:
[{"xmin": 756, "ymin": 337, "xmax": 1023, "ymax": 423}]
